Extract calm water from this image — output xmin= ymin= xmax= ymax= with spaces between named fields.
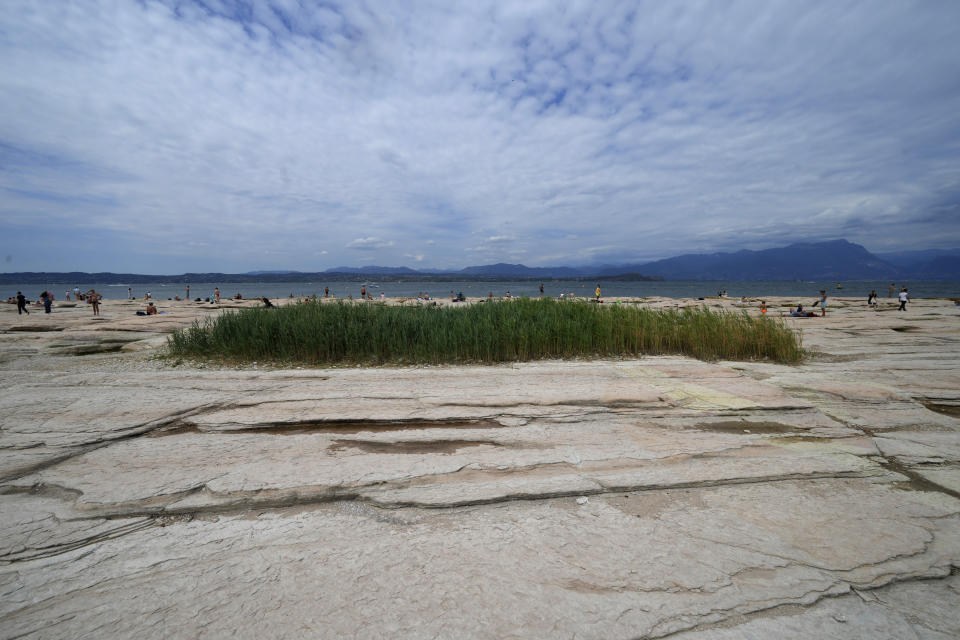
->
xmin=5 ymin=280 xmax=958 ymax=302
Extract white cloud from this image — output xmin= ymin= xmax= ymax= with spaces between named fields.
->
xmin=346 ymin=237 xmax=394 ymax=249
xmin=1 ymin=0 xmax=959 ymax=272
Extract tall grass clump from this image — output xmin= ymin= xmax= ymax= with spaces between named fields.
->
xmin=167 ymin=299 xmax=803 ymax=365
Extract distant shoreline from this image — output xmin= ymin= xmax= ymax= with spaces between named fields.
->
xmin=5 ymin=279 xmax=958 ymax=302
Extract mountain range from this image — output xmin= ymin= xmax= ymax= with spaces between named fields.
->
xmin=3 ymin=240 xmax=959 ymax=284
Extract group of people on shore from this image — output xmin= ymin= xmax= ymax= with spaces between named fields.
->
xmin=10 ymin=290 xmax=102 ymax=315
xmin=778 ymin=286 xmax=912 ymax=318
xmin=868 ymin=287 xmax=909 ymax=311
xmin=7 ymin=283 xmax=924 ymax=319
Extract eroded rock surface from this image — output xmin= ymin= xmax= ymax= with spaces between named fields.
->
xmin=1 ymin=296 xmax=958 ymax=638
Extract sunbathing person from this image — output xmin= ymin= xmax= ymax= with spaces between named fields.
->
xmin=790 ymin=304 xmax=818 ymax=318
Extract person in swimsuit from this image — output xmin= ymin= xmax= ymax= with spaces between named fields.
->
xmin=89 ymin=290 xmax=101 ymax=315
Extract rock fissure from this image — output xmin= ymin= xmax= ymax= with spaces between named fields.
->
xmin=0 ymin=402 xmax=234 ymax=482
xmin=52 ymin=468 xmax=900 ymax=521
xmin=1 ymin=518 xmax=156 ymax=564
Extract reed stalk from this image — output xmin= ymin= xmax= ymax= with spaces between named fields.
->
xmin=167 ymin=299 xmax=803 ymax=365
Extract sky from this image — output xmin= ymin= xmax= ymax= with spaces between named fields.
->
xmin=2 ymin=0 xmax=960 ymax=274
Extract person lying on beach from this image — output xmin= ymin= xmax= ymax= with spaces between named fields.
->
xmin=135 ymin=302 xmax=166 ymax=316
xmin=790 ymin=305 xmax=818 ymax=318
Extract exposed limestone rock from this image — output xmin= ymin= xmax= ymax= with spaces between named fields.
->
xmin=1 ymin=296 xmax=958 ymax=638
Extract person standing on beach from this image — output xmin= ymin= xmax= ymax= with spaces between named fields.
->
xmin=539 ymin=283 xmax=544 ymax=297
xmin=898 ymin=288 xmax=909 ymax=311
xmin=819 ymin=290 xmax=828 ymax=317
xmin=324 ymin=286 xmax=329 ymax=298
xmin=595 ymin=285 xmax=601 ymax=300
xmin=89 ymin=289 xmax=101 ymax=315
xmin=41 ymin=291 xmax=52 ymax=314
xmin=186 ymin=285 xmax=190 ymax=300
xmin=214 ymin=288 xmax=220 ymax=303
xmin=16 ymin=291 xmax=28 ymax=315
xmin=360 ymin=285 xmax=366 ymax=299
xmin=127 ymin=287 xmax=132 ymax=300
xmin=889 ymin=283 xmax=895 ymax=298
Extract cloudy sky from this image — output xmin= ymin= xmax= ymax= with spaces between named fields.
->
xmin=2 ymin=1 xmax=959 ymax=273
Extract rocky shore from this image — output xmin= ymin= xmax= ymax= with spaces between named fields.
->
xmin=1 ymin=295 xmax=958 ymax=638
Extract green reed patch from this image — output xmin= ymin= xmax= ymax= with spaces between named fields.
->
xmin=166 ymin=299 xmax=803 ymax=365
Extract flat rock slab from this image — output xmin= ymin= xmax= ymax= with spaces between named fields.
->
xmin=1 ymin=297 xmax=959 ymax=638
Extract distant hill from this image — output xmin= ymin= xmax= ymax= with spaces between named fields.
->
xmin=458 ymin=263 xmax=585 ymax=278
xmin=326 ymin=265 xmax=422 ymax=275
xmin=244 ymin=270 xmax=303 ymax=275
xmin=875 ymin=248 xmax=960 ymax=266
xmin=3 ymin=239 xmax=958 ymax=284
xmin=875 ymin=249 xmax=960 ymax=279
xmin=912 ymin=255 xmax=960 ymax=279
xmin=623 ymin=240 xmax=905 ymax=281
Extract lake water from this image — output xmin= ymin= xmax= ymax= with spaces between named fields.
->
xmin=5 ymin=279 xmax=958 ymax=302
